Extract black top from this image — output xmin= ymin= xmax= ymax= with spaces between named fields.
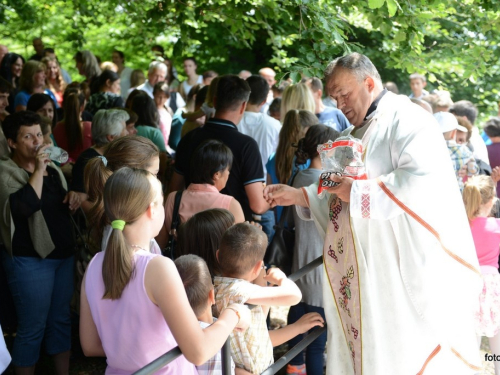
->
xmin=10 ymin=167 xmax=75 ymax=258
xmin=364 ymin=89 xmax=388 ymax=121
xmin=175 ymin=118 xmax=265 ymax=220
xmin=71 ymin=147 xmax=100 ymax=193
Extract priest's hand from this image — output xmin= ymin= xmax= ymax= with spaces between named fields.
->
xmin=263 ymin=184 xmax=307 ymax=208
xmin=327 ymin=175 xmax=354 ymax=202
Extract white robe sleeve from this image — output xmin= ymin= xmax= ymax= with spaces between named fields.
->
xmin=295 ymin=182 xmax=328 ymax=240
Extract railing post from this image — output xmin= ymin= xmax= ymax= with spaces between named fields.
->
xmin=221 ymin=337 xmax=232 ymax=374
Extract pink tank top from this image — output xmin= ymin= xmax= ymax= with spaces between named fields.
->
xmin=85 ymin=249 xmax=197 ymax=374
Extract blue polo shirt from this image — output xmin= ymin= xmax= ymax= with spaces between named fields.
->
xmin=175 ymin=118 xmax=265 ymax=220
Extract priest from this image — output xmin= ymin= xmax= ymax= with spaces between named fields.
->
xmin=264 ymin=53 xmax=482 ymax=374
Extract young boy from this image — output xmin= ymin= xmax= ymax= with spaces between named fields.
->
xmin=175 ymin=254 xmax=238 ymax=374
xmin=435 ymin=111 xmax=478 ymax=191
xmin=409 ymin=73 xmax=429 ymax=99
xmin=214 ymin=223 xmax=324 ymax=374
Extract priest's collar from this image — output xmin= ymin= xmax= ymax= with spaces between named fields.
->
xmin=364 ymin=89 xmax=388 ymax=121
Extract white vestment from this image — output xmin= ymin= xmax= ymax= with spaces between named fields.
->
xmin=297 ymin=92 xmax=482 ymax=374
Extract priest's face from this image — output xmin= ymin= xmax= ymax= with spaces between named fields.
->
xmin=326 ymin=68 xmax=376 ymax=127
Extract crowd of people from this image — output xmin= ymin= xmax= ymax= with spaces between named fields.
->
xmin=0 ymin=37 xmax=499 ymax=375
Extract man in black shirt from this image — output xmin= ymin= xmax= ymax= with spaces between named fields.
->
xmin=171 ymin=75 xmax=270 ymax=220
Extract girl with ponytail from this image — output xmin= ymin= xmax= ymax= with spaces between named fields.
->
xmin=53 ymin=87 xmax=92 ymax=161
xmin=286 ymin=124 xmax=339 ymax=375
xmin=84 ymin=135 xmax=160 ymax=250
xmin=266 ymin=109 xmax=318 ymax=220
xmin=80 ymin=167 xmax=250 ymax=374
xmin=463 ymin=175 xmax=500 ymax=374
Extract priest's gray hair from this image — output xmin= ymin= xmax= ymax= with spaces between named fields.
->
xmin=324 ymin=53 xmax=382 ymax=84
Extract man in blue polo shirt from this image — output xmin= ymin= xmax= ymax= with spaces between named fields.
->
xmin=170 ymin=75 xmax=270 ymax=220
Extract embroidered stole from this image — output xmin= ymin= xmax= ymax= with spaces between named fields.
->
xmin=322 ymin=115 xmax=377 ymax=374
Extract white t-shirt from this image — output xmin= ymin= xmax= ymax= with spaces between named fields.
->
xmin=238 ymin=111 xmax=281 ymax=174
xmin=181 ymin=75 xmax=203 ymax=98
xmin=470 ymin=126 xmax=490 ymax=165
xmin=119 ymin=67 xmax=133 ymax=100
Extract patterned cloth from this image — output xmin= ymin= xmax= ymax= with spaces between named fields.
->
xmin=446 ymin=140 xmax=478 ymax=191
xmin=196 ymin=320 xmax=235 ymax=375
xmin=476 ymin=271 xmax=500 ymax=337
xmin=213 ymin=277 xmax=273 ymax=374
xmin=85 ymin=91 xmax=125 ymax=115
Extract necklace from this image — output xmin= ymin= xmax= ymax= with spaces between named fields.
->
xmin=131 ymin=244 xmax=148 ymax=252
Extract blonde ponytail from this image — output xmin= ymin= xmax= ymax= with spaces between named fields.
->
xmin=101 ymin=167 xmax=157 ymax=299
xmin=463 ymin=175 xmax=496 ymax=221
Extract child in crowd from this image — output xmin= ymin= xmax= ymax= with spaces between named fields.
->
xmin=463 ymin=176 xmax=500 ymax=375
xmin=408 ymin=73 xmax=428 ymax=99
xmin=435 ymin=111 xmax=478 ymax=191
xmin=287 ymin=124 xmax=339 ymax=375
xmin=214 ymin=223 xmax=324 ymax=374
xmin=80 ymin=167 xmax=251 ymax=374
xmin=175 ymin=254 xmax=253 ymax=375
xmin=153 ymin=81 xmax=173 ymax=149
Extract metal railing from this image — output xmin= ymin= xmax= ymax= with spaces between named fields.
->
xmin=133 ymin=255 xmax=325 ymax=375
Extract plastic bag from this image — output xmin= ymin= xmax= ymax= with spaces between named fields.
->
xmin=317 ymin=136 xmax=367 ymax=198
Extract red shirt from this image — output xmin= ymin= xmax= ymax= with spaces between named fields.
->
xmin=53 ymin=121 xmax=93 ymax=162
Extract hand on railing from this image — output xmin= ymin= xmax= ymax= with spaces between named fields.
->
xmin=291 ymin=312 xmax=325 ymax=334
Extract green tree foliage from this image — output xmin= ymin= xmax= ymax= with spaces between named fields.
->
xmin=1 ymin=0 xmax=499 ymax=121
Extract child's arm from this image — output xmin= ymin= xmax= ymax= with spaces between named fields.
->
xmin=246 ymin=268 xmax=302 ymax=306
xmin=145 ymin=256 xmax=251 ymax=366
xmin=269 ymin=312 xmax=324 ymax=347
xmin=235 ymin=368 xmax=256 ymax=375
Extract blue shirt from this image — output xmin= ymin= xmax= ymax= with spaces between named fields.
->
xmin=317 ymin=107 xmax=350 ymax=132
xmin=14 ymin=89 xmax=60 ymax=109
xmin=266 ymin=153 xmax=310 ymax=221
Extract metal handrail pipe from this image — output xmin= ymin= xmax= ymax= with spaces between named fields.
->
xmin=260 ymin=325 xmax=327 ymax=375
xmin=287 ymin=256 xmax=323 ymax=282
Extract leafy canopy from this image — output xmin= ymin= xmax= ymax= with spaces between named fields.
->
xmin=1 ymin=0 xmax=499 ymax=121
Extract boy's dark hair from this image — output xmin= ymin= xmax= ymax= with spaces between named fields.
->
xmin=218 ymin=223 xmax=268 ymax=278
xmin=175 ymin=254 xmax=213 ymax=317
xmin=190 ymin=139 xmax=233 ymax=185
xmin=296 ymin=124 xmax=339 ymax=165
xmin=246 ymin=75 xmax=269 ymax=105
xmin=449 ymin=100 xmax=478 ymax=125
xmin=195 ymin=85 xmax=209 ymax=109
xmin=214 ymin=75 xmax=251 ymax=112
xmin=2 ymin=111 xmax=42 ymax=141
xmin=484 ymin=117 xmax=500 ymax=138
xmin=0 ymin=76 xmax=12 ymax=94
xmin=153 ymin=81 xmax=170 ymax=97
xmin=409 ymin=73 xmax=426 ymax=83
xmin=268 ymin=97 xmax=281 ymax=115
